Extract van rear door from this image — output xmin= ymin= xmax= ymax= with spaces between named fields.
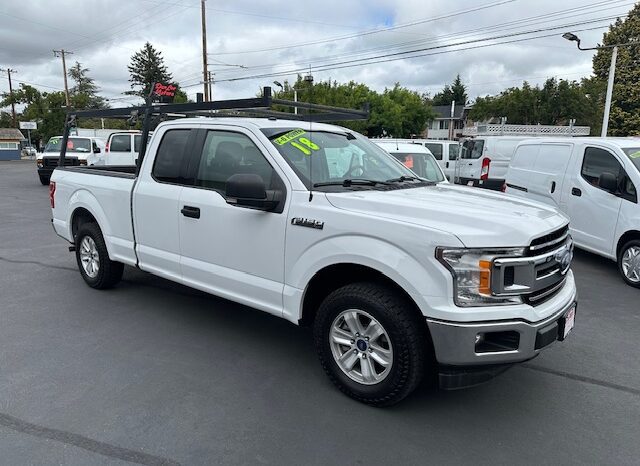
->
xmin=456 ymin=139 xmax=484 ymax=184
xmin=107 ymin=134 xmax=134 ymax=165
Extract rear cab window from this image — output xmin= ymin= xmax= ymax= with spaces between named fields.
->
xmin=151 ymin=129 xmax=192 ymax=184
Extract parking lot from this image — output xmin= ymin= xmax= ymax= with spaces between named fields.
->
xmin=1 ymin=159 xmax=639 ymax=465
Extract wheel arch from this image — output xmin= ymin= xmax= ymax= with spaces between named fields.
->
xmin=616 ymin=230 xmax=640 ymax=257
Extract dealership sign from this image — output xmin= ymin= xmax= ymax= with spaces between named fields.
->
xmin=19 ymin=121 xmax=37 ymax=130
xmin=150 ymin=83 xmax=177 ymax=103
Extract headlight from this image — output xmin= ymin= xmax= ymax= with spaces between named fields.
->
xmin=79 ymin=159 xmax=87 ymax=166
xmin=436 ymin=247 xmax=526 ymax=307
xmin=36 ymin=159 xmax=43 ymax=168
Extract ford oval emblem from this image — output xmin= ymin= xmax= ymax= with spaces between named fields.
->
xmin=555 ymin=248 xmax=573 ymax=275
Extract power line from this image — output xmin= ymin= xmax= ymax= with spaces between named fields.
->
xmin=210 ymin=0 xmax=517 ymax=56
xmin=212 ymin=14 xmax=625 ymax=84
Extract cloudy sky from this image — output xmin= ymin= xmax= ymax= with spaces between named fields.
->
xmin=0 ymin=0 xmax=633 ymax=108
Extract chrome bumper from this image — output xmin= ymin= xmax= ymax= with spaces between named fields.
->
xmin=427 ymin=290 xmax=577 ymax=366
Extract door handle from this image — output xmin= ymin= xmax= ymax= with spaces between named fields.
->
xmin=571 ymin=187 xmax=582 ymax=197
xmin=446 ymin=162 xmax=450 ymax=168
xmin=468 ymin=163 xmax=473 ymax=166
xmin=550 ymin=181 xmax=556 ymax=193
xmin=181 ymin=206 xmax=201 ymax=219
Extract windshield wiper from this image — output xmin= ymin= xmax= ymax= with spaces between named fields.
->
xmin=386 ymin=175 xmax=423 ymax=183
xmin=313 ymin=179 xmax=392 ymax=187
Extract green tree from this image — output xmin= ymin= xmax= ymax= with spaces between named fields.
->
xmin=68 ymin=61 xmax=106 ymax=109
xmin=592 ymin=4 xmax=640 ymax=136
xmin=272 ymin=76 xmax=434 ymax=138
xmin=127 ymin=42 xmax=173 ymax=99
xmin=432 ymin=74 xmax=468 ymax=106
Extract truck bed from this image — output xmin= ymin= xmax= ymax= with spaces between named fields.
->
xmin=60 ymin=165 xmax=137 ymax=178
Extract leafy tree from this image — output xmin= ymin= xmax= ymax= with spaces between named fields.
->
xmin=67 ymin=61 xmax=105 ymax=109
xmin=432 ymin=74 xmax=468 ymax=106
xmin=592 ymin=4 xmax=640 ymax=136
xmin=127 ymin=42 xmax=173 ymax=99
xmin=272 ymin=76 xmax=434 ymax=138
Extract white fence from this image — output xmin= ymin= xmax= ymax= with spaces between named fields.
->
xmin=463 ymin=123 xmax=590 ymax=137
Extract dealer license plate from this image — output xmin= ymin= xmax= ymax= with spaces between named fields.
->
xmin=561 ymin=305 xmax=576 ymax=339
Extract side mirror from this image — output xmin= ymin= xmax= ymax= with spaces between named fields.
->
xmin=598 ymin=171 xmax=618 ymax=193
xmin=94 ymin=147 xmax=101 ymax=154
xmin=225 ymin=173 xmax=279 ymax=211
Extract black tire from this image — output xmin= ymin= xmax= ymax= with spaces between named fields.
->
xmin=313 ymin=282 xmax=429 ymax=406
xmin=617 ymin=239 xmax=640 ymax=288
xmin=75 ymin=222 xmax=124 ymax=289
xmin=39 ymin=174 xmax=50 ymax=185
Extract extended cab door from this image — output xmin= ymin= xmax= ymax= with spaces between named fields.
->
xmin=177 ymin=126 xmax=289 ymax=316
xmin=133 ymin=126 xmax=196 ymax=281
xmin=564 ymin=145 xmax=626 ymax=256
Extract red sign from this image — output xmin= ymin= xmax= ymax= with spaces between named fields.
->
xmin=154 ymin=83 xmax=176 ymax=98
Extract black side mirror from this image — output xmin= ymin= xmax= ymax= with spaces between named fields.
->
xmin=225 ymin=173 xmax=279 ymax=211
xmin=94 ymin=147 xmax=101 ymax=154
xmin=598 ymin=171 xmax=618 ymax=193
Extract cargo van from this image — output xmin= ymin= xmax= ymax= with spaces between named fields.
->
xmin=505 ymin=137 xmax=640 ymax=287
xmin=105 ymin=131 xmax=143 ymax=166
xmin=455 ymin=136 xmax=529 ymax=190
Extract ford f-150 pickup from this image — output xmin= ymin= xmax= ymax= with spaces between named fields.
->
xmin=49 ymin=105 xmax=577 ymax=406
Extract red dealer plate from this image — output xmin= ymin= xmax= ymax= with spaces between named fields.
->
xmin=561 ymin=305 xmax=576 ymax=340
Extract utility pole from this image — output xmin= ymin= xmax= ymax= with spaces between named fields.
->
xmin=200 ymin=0 xmax=209 ymax=101
xmin=601 ymin=46 xmax=617 ymax=138
xmin=1 ymin=68 xmax=17 ymax=127
xmin=53 ymin=49 xmax=73 ymax=107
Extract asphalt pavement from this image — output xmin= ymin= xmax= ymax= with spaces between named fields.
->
xmin=1 ymin=160 xmax=639 ymax=465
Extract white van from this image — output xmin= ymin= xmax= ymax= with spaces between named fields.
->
xmin=105 ymin=131 xmax=143 ymax=166
xmin=505 ymin=137 xmax=640 ymax=287
xmin=455 ymin=136 xmax=529 ymax=190
xmin=373 ymin=141 xmax=447 ymax=182
xmin=36 ymin=136 xmax=105 ymax=184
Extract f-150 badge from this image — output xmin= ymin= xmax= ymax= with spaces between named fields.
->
xmin=291 ymin=217 xmax=324 ymax=230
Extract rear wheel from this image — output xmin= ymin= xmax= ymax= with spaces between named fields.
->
xmin=75 ymin=223 xmax=124 ymax=289
xmin=39 ymin=174 xmax=50 ymax=185
xmin=313 ymin=282 xmax=428 ymax=406
xmin=618 ymin=240 xmax=640 ymax=288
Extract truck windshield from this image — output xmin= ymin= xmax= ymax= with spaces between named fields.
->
xmin=622 ymin=148 xmax=640 ymax=171
xmin=263 ymin=128 xmax=423 ymax=189
xmin=45 ymin=137 xmax=91 ymax=153
xmin=391 ymin=152 xmax=444 ymax=182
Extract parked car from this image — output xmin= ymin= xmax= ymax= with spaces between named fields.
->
xmin=22 ymin=146 xmax=37 ymax=158
xmin=37 ymin=136 xmax=105 ymax=185
xmin=375 ymin=139 xmax=459 ymax=180
xmin=50 ymin=117 xmax=577 ymax=405
xmin=505 ymin=137 xmax=640 ymax=287
xmin=105 ymin=131 xmax=145 ymax=166
xmin=455 ymin=136 xmax=530 ymax=190
xmin=373 ymin=141 xmax=447 ymax=182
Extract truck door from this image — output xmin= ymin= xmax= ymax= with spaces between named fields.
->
xmin=133 ymin=127 xmax=194 ymax=281
xmin=178 ymin=127 xmax=288 ymax=317
xmin=565 ymin=146 xmax=623 ymax=255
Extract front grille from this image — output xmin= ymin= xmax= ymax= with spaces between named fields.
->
xmin=528 ymin=226 xmax=569 ymax=255
xmin=524 ymin=277 xmax=567 ymax=305
xmin=43 ymin=157 xmax=80 ymax=168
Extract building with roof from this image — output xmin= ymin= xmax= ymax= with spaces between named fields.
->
xmin=0 ymin=128 xmax=25 ymax=160
xmin=425 ymin=104 xmax=472 ymax=140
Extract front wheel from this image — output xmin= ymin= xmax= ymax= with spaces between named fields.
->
xmin=75 ymin=223 xmax=124 ymax=289
xmin=313 ymin=282 xmax=428 ymax=406
xmin=618 ymin=240 xmax=640 ymax=288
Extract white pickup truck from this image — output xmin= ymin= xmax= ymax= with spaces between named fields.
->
xmin=50 ymin=116 xmax=577 ymax=406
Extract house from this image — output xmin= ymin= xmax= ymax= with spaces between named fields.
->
xmin=0 ymin=128 xmax=25 ymax=160
xmin=425 ymin=104 xmax=471 ymax=140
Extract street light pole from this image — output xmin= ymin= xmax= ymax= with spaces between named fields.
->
xmin=562 ymin=33 xmax=634 ymax=137
xmin=601 ymin=46 xmax=617 ymax=138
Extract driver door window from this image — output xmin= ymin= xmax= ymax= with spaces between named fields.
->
xmin=196 ymin=131 xmax=275 ymax=193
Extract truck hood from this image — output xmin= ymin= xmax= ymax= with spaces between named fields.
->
xmin=325 ymin=183 xmax=568 ymax=248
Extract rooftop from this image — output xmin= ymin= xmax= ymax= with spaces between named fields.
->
xmin=0 ymin=128 xmax=25 ymax=140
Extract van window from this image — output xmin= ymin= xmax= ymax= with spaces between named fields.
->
xmin=152 ymin=129 xmax=191 ymax=184
xmin=448 ymin=144 xmax=459 ymax=161
xmin=110 ymin=135 xmax=131 ymax=152
xmin=534 ymin=144 xmax=572 ymax=174
xmin=581 ymin=147 xmax=622 ymax=187
xmin=424 ymin=143 xmax=443 ymax=160
xmin=511 ymin=145 xmax=539 ymax=170
xmin=622 ymin=147 xmax=640 ymax=171
xmin=461 ymin=140 xmax=484 ymax=159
